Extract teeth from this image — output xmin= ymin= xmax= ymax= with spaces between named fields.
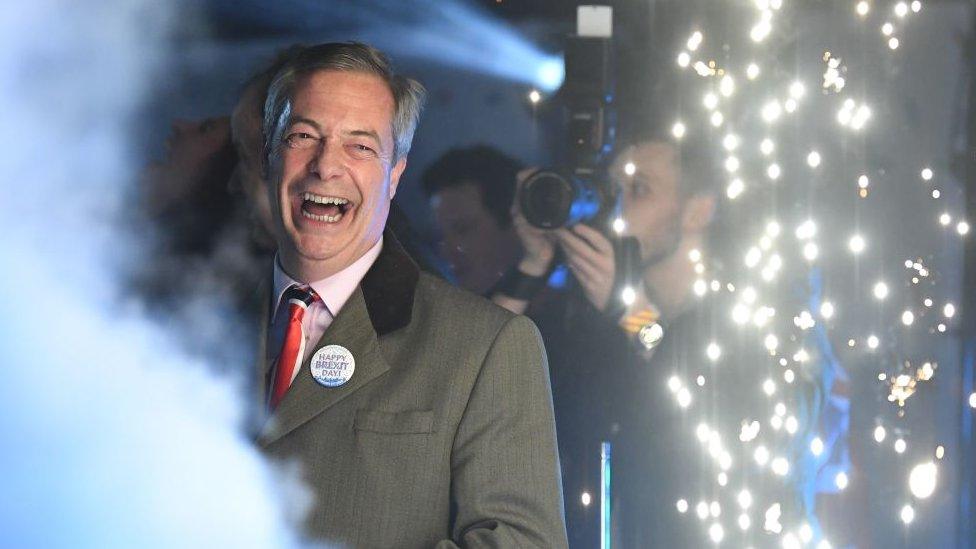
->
xmin=303 ymin=192 xmax=349 ymax=206
xmin=302 ymin=209 xmax=343 ymax=223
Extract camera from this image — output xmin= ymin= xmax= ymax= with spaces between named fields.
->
xmin=519 ymin=6 xmax=617 ymax=230
xmin=519 ymin=169 xmax=604 ymax=228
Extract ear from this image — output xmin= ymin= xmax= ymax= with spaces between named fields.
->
xmin=389 ymin=157 xmax=407 ymax=199
xmin=681 ymin=193 xmax=716 ymax=232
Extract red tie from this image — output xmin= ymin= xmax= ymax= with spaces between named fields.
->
xmin=269 ymin=285 xmax=319 ymax=411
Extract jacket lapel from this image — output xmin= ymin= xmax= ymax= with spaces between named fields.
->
xmin=258 ymin=285 xmax=389 ymax=446
xmin=256 ymin=230 xmax=420 ymax=447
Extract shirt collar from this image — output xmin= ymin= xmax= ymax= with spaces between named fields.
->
xmin=271 ymin=236 xmax=384 ymax=320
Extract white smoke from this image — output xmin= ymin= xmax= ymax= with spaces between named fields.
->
xmin=0 ymin=1 xmax=309 ymax=547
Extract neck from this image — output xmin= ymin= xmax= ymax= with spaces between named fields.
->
xmin=280 ymin=256 xmax=343 ymax=283
xmin=642 ymin=232 xmax=705 ymax=321
xmin=279 ymin=237 xmax=380 ymax=283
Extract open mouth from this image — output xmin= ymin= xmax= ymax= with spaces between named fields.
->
xmin=300 ymin=192 xmax=352 ymax=224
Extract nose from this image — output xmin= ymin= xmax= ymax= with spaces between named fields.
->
xmin=308 ymin=139 xmax=344 ymax=181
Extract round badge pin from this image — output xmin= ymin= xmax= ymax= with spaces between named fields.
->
xmin=310 ymin=345 xmax=356 ymax=387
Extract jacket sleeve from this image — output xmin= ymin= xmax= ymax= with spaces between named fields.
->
xmin=435 ymin=314 xmax=569 ymax=548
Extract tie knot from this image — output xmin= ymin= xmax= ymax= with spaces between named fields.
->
xmin=282 ymin=285 xmax=320 ymax=310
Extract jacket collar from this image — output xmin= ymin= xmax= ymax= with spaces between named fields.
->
xmin=360 ymin=228 xmax=419 ymax=336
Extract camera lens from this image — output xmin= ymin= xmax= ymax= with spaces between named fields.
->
xmin=520 ymin=170 xmax=601 ymax=229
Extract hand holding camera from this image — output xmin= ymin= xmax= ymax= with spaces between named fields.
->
xmin=512 ymin=168 xmax=558 ymax=277
xmin=554 ymin=224 xmax=615 ymax=312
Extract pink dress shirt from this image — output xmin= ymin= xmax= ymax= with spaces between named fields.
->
xmin=268 ymin=237 xmax=383 ymax=384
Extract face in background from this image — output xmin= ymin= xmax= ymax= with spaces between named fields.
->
xmin=613 ymin=141 xmax=686 ymax=267
xmin=430 ymin=181 xmax=520 ymax=295
xmin=230 ymin=84 xmax=276 ymax=251
xmin=144 ymin=117 xmax=232 ymax=210
xmin=268 ymin=70 xmax=406 ymax=280
xmin=168 ymin=117 xmax=230 ymax=163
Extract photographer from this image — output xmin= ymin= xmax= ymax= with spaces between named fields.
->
xmin=493 ymin=118 xmax=848 ymax=546
xmin=492 ymin=126 xmax=752 ymax=546
xmin=422 ymin=145 xmax=525 ymax=295
xmin=494 ymin=135 xmax=715 ymax=323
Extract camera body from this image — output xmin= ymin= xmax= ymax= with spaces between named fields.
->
xmin=519 ymin=10 xmax=617 ymax=230
xmin=517 ymin=8 xmax=643 ymax=315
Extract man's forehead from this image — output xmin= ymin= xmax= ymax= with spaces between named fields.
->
xmin=288 ymin=70 xmax=395 ymax=143
xmin=617 ymin=141 xmax=677 ymax=168
xmin=293 ymin=70 xmax=394 ymax=110
xmin=437 ymin=180 xmax=485 ymax=203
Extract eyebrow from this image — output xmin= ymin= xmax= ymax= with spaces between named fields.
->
xmin=346 ymin=129 xmax=382 ymax=146
xmin=288 ymin=116 xmax=383 ymax=147
xmin=288 ymin=116 xmax=323 ymax=133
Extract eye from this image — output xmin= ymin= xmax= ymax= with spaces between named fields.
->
xmin=347 ymin=143 xmax=377 ymax=157
xmin=284 ymin=132 xmax=317 ymax=149
xmin=631 ymin=178 xmax=651 ymax=198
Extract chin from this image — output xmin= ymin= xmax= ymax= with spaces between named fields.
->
xmin=294 ymin=235 xmax=348 ymax=262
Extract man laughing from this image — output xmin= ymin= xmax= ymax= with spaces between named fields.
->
xmin=256 ymin=42 xmax=567 ymax=547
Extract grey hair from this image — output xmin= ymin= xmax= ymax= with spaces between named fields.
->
xmin=262 ymin=42 xmax=426 ymax=172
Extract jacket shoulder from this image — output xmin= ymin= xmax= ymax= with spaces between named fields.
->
xmin=413 ymin=273 xmax=521 ymax=333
